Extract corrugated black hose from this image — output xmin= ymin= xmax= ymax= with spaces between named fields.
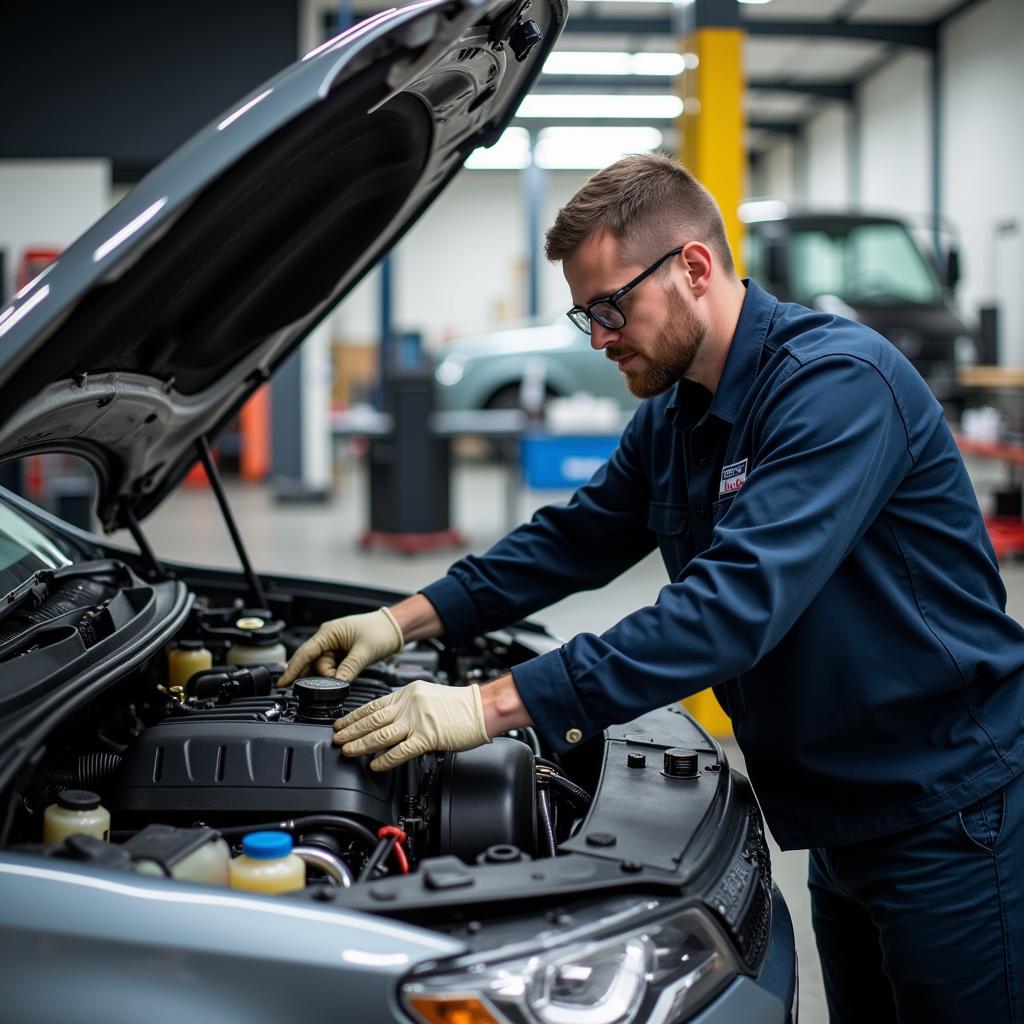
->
xmin=536 ymin=778 xmax=557 ymax=857
xmin=544 ymin=772 xmax=592 ymax=810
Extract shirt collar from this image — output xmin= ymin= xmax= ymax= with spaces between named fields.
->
xmin=665 ymin=278 xmax=777 ymax=429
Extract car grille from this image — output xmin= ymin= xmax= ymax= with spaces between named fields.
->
xmin=707 ymin=807 xmax=774 ymax=970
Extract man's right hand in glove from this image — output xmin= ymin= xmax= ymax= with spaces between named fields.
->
xmin=276 ymin=594 xmax=444 ymax=687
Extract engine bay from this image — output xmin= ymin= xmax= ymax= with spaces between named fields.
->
xmin=0 ymin=533 xmax=777 ymax=986
xmin=4 ymin=566 xmax=594 ymax=896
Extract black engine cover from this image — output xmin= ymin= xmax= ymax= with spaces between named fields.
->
xmin=113 ymin=718 xmax=399 ymax=828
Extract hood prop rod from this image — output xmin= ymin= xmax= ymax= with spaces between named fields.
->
xmin=196 ymin=435 xmax=269 ymax=610
xmin=123 ymin=506 xmax=165 ymax=581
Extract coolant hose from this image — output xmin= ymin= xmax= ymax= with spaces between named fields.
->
xmin=217 ymin=815 xmax=377 ymax=850
xmin=293 ymin=845 xmax=353 ymax=887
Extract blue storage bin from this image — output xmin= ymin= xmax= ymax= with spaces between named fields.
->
xmin=521 ymin=434 xmax=620 ymax=489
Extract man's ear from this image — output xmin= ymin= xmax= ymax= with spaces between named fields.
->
xmin=679 ymin=242 xmax=714 ymax=298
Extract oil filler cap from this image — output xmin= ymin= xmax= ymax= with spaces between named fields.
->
xmin=662 ymin=748 xmax=699 ymax=779
xmin=294 ymin=677 xmax=350 ymax=722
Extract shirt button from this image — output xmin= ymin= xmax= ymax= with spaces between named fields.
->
xmin=698 ymin=457 xmax=709 ymax=467
xmin=565 ymin=728 xmax=583 ymax=744
xmin=696 ymin=507 xmax=706 ymax=519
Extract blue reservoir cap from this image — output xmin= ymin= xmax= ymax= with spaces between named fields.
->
xmin=242 ymin=831 xmax=293 ymax=860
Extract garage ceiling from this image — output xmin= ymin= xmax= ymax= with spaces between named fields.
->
xmin=326 ymin=0 xmax=979 ymax=153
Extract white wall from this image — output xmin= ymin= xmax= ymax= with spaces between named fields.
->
xmin=858 ymin=52 xmax=932 ymax=217
xmin=541 ymin=169 xmax=593 ymax=318
xmin=329 ymin=167 xmax=590 ymax=351
xmin=803 ymin=103 xmax=851 ymax=207
xmin=754 ymin=140 xmax=796 ymax=202
xmin=0 ymin=159 xmax=111 ymax=301
xmin=941 ymin=0 xmax=1024 ymax=356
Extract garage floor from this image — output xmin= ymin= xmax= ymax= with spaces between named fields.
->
xmin=119 ymin=454 xmax=1024 ymax=1024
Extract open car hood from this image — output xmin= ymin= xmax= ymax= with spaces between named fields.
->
xmin=0 ymin=0 xmax=564 ymax=529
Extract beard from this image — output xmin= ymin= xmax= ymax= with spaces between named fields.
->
xmin=607 ymin=289 xmax=708 ymax=399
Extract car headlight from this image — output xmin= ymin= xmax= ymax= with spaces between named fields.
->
xmin=435 ymin=356 xmax=465 ymax=387
xmin=401 ymin=905 xmax=739 ymax=1024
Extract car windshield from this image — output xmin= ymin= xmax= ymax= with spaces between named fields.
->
xmin=0 ymin=500 xmax=72 ymax=601
xmin=789 ymin=222 xmax=943 ymax=305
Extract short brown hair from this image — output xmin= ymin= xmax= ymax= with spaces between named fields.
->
xmin=545 ymin=153 xmax=736 ymax=276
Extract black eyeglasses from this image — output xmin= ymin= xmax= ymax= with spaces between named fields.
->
xmin=567 ymin=246 xmax=684 ymax=335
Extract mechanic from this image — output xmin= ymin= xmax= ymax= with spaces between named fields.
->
xmin=279 ymin=154 xmax=1024 ymax=1022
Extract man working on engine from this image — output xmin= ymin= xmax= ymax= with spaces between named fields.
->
xmin=278 ymin=155 xmax=1024 ymax=1021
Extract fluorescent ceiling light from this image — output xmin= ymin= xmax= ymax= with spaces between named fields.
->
xmin=568 ymin=0 xmax=774 ymax=4
xmin=544 ymin=51 xmax=686 ymax=76
xmin=465 ymin=127 xmax=532 ymax=170
xmin=535 ymin=127 xmax=663 ymax=169
xmin=517 ymin=94 xmax=683 ymax=119
xmin=739 ymin=199 xmax=789 ymax=222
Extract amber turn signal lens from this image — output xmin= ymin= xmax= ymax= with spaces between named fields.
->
xmin=405 ymin=995 xmax=503 ymax=1024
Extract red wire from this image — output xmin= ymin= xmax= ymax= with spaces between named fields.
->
xmin=378 ymin=825 xmax=409 ymax=874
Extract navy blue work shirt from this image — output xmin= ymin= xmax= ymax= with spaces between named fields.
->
xmin=421 ymin=280 xmax=1024 ymax=849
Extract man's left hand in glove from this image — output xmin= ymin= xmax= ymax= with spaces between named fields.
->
xmin=333 ymin=675 xmax=532 ymax=771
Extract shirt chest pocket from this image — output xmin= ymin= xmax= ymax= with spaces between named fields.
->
xmin=712 ymin=495 xmax=735 ymax=525
xmin=647 ymin=502 xmax=693 ymax=578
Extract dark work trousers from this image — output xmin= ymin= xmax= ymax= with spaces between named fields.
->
xmin=808 ymin=770 xmax=1024 ymax=1023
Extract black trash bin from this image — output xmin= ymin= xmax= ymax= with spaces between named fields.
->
xmin=362 ymin=368 xmax=462 ymax=552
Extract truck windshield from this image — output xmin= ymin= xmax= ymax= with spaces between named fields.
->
xmin=789 ymin=222 xmax=943 ymax=305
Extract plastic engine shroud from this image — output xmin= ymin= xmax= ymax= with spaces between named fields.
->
xmin=113 ymin=715 xmax=400 ymax=829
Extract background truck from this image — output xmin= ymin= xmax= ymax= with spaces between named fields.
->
xmin=742 ymin=204 xmax=976 ymax=411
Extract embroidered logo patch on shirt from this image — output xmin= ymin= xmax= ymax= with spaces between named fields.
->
xmin=719 ymin=458 xmax=748 ymax=497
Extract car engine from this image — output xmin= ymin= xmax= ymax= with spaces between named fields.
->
xmin=9 ymin=591 xmax=588 ymax=892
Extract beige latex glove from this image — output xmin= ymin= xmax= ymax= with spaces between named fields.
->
xmin=333 ymin=680 xmax=490 ymax=771
xmin=276 ymin=608 xmax=404 ymax=687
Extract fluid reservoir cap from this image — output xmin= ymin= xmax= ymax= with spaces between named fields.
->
xmin=175 ymin=639 xmax=205 ymax=651
xmin=294 ymin=677 xmax=351 ymax=722
xmin=662 ymin=748 xmax=699 ymax=779
xmin=202 ymin=609 xmax=285 ymax=646
xmin=242 ymin=831 xmax=293 ymax=860
xmin=57 ymin=789 xmax=101 ymax=811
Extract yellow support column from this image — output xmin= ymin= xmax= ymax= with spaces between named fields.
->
xmin=677 ymin=1 xmax=746 ymax=739
xmin=677 ymin=1 xmax=746 ymax=276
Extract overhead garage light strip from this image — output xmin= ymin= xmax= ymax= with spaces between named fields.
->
xmin=517 ymin=94 xmax=683 ymax=118
xmin=570 ymin=0 xmax=772 ymax=3
xmin=543 ymin=51 xmax=688 ymax=75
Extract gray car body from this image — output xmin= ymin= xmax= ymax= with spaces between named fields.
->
xmin=0 ymin=850 xmax=464 ymax=1022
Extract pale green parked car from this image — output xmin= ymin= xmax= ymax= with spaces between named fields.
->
xmin=434 ymin=319 xmax=642 ymax=413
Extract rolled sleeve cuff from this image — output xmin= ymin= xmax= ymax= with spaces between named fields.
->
xmin=419 ymin=576 xmax=481 ymax=644
xmin=512 ymin=647 xmax=599 ymax=755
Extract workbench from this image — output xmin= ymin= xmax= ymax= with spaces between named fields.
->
xmin=956 ymin=366 xmax=1024 ymax=559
